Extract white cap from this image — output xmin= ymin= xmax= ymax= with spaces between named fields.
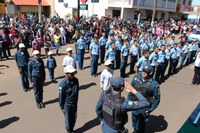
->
xmin=32 ymin=50 xmax=40 ymax=56
xmin=104 ymin=60 xmax=113 ymax=66
xmin=183 ymin=31 xmax=186 ymax=34
xmin=48 ymin=51 xmax=53 ymax=55
xmin=66 ymin=47 xmax=72 ymax=52
xmin=19 ymin=43 xmax=25 ymax=48
xmin=64 ymin=65 xmax=76 ymax=73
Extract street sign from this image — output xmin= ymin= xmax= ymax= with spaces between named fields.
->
xmin=80 ymin=4 xmax=88 ymax=10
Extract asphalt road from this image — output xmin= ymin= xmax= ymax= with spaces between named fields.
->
xmin=0 ymin=43 xmax=200 ymax=133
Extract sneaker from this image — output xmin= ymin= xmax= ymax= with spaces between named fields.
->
xmin=36 ymin=102 xmax=42 ymax=109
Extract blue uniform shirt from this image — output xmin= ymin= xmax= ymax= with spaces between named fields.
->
xmin=99 ymin=36 xmax=107 ymax=46
xmin=115 ymin=41 xmax=123 ymax=51
xmin=141 ymin=43 xmax=149 ymax=51
xmin=148 ymin=42 xmax=155 ymax=52
xmin=130 ymin=45 xmax=139 ymax=56
xmin=46 ymin=56 xmax=57 ymax=69
xmin=28 ymin=58 xmax=46 ymax=82
xmin=105 ymin=39 xmax=113 ymax=49
xmin=170 ymin=40 xmax=175 ymax=47
xmin=90 ymin=42 xmax=99 ymax=55
xmin=176 ymin=47 xmax=181 ymax=57
xmin=157 ymin=51 xmax=165 ymax=63
xmin=182 ymin=45 xmax=188 ymax=54
xmin=121 ymin=45 xmax=129 ymax=56
xmin=106 ymin=48 xmax=115 ymax=61
xmin=76 ymin=38 xmax=86 ymax=49
xmin=170 ymin=48 xmax=177 ymax=59
xmin=136 ymin=56 xmax=148 ymax=72
xmin=165 ymin=49 xmax=171 ymax=61
xmin=15 ymin=50 xmax=30 ymax=67
xmin=149 ymin=52 xmax=158 ymax=66
xmin=58 ymin=77 xmax=79 ymax=109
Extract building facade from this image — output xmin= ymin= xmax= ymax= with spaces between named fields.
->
xmin=53 ymin=0 xmax=192 ymax=20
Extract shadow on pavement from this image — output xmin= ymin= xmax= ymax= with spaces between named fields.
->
xmin=145 ymin=115 xmax=168 ymax=133
xmin=75 ymin=117 xmax=100 ymax=133
xmin=0 ymin=101 xmax=12 ymax=107
xmin=55 ymin=75 xmax=65 ymax=80
xmin=0 ymin=65 xmax=9 ymax=70
xmin=44 ymin=98 xmax=58 ymax=105
xmin=0 ymin=92 xmax=7 ymax=97
xmin=79 ymin=82 xmax=97 ymax=90
xmin=0 ymin=116 xmax=20 ymax=129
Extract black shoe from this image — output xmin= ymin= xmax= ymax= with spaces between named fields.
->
xmin=36 ymin=102 xmax=42 ymax=109
xmin=23 ymin=89 xmax=28 ymax=92
xmin=40 ymin=102 xmax=45 ymax=108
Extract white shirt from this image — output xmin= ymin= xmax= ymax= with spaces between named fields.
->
xmin=195 ymin=52 xmax=200 ymax=67
xmin=100 ymin=69 xmax=113 ymax=91
xmin=63 ymin=55 xmax=76 ymax=68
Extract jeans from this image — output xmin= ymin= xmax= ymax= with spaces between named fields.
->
xmin=19 ymin=66 xmax=29 ymax=90
xmin=77 ymin=49 xmax=85 ymax=70
xmin=32 ymin=77 xmax=44 ymax=103
xmin=48 ymin=68 xmax=55 ymax=80
xmin=64 ymin=105 xmax=77 ymax=131
xmin=120 ymin=56 xmax=128 ymax=77
xmin=180 ymin=53 xmax=187 ymax=66
xmin=91 ymin=55 xmax=99 ymax=75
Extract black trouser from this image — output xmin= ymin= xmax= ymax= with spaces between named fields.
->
xmin=192 ymin=66 xmax=200 ymax=85
xmin=130 ymin=55 xmax=138 ymax=73
xmin=2 ymin=43 xmax=8 ymax=59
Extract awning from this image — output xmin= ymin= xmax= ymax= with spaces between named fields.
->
xmin=11 ymin=0 xmax=50 ymax=6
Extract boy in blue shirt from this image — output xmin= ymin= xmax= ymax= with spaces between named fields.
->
xmin=46 ymin=51 xmax=57 ymax=83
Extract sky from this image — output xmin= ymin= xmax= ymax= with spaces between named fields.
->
xmin=192 ymin=0 xmax=200 ymax=5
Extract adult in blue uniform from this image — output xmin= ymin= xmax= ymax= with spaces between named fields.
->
xmin=89 ymin=37 xmax=99 ymax=77
xmin=148 ymin=46 xmax=159 ymax=78
xmin=168 ymin=43 xmax=178 ymax=76
xmin=96 ymin=77 xmax=150 ymax=133
xmin=180 ymin=41 xmax=189 ymax=69
xmin=28 ymin=50 xmax=46 ymax=109
xmin=120 ymin=39 xmax=129 ymax=78
xmin=15 ymin=43 xmax=30 ymax=92
xmin=59 ymin=65 xmax=79 ymax=133
xmin=99 ymin=32 xmax=107 ymax=64
xmin=76 ymin=34 xmax=86 ymax=70
xmin=128 ymin=64 xmax=160 ymax=133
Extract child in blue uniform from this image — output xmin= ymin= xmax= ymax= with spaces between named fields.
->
xmin=46 ymin=51 xmax=57 ymax=83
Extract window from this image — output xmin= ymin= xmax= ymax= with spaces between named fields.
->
xmin=91 ymin=0 xmax=99 ymax=3
xmin=58 ymin=0 xmax=64 ymax=2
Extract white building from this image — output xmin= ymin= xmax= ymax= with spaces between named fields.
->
xmin=54 ymin=0 xmax=178 ymax=20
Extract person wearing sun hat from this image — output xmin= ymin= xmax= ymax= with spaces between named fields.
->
xmin=46 ymin=51 xmax=57 ymax=83
xmin=28 ymin=50 xmax=46 ymax=109
xmin=58 ymin=65 xmax=79 ymax=133
xmin=15 ymin=43 xmax=30 ymax=92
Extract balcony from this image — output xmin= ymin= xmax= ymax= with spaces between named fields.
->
xmin=107 ymin=0 xmax=132 ymax=8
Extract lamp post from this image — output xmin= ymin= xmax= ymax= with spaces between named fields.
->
xmin=38 ymin=0 xmax=42 ymax=23
xmin=151 ymin=0 xmax=157 ymax=25
xmin=78 ymin=0 xmax=80 ymax=21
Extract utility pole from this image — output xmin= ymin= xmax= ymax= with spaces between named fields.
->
xmin=38 ymin=0 xmax=42 ymax=23
xmin=151 ymin=0 xmax=157 ymax=25
xmin=78 ymin=0 xmax=80 ymax=21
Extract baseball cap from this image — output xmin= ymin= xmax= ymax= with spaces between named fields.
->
xmin=48 ymin=51 xmax=53 ymax=55
xmin=111 ymin=77 xmax=124 ymax=89
xmin=19 ymin=43 xmax=25 ymax=48
xmin=104 ymin=60 xmax=112 ymax=66
xmin=64 ymin=65 xmax=76 ymax=74
xmin=143 ymin=65 xmax=153 ymax=73
xmin=66 ymin=47 xmax=72 ymax=52
xmin=32 ymin=50 xmax=40 ymax=56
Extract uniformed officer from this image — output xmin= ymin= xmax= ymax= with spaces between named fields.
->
xmin=128 ymin=64 xmax=160 ymax=133
xmin=46 ymin=51 xmax=57 ymax=82
xmin=89 ymin=37 xmax=99 ymax=77
xmin=58 ymin=65 xmax=79 ymax=133
xmin=148 ymin=46 xmax=159 ymax=78
xmin=96 ymin=77 xmax=150 ymax=133
xmin=105 ymin=42 xmax=116 ymax=70
xmin=180 ymin=41 xmax=189 ymax=69
xmin=15 ymin=43 xmax=30 ymax=92
xmin=115 ymin=36 xmax=123 ymax=69
xmin=28 ymin=50 xmax=46 ymax=109
xmin=105 ymin=34 xmax=114 ymax=50
xmin=99 ymin=32 xmax=107 ymax=64
xmin=120 ymin=39 xmax=129 ymax=78
xmin=76 ymin=34 xmax=86 ymax=70
xmin=168 ymin=43 xmax=178 ymax=75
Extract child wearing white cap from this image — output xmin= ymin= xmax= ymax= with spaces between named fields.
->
xmin=46 ymin=51 xmax=57 ymax=83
